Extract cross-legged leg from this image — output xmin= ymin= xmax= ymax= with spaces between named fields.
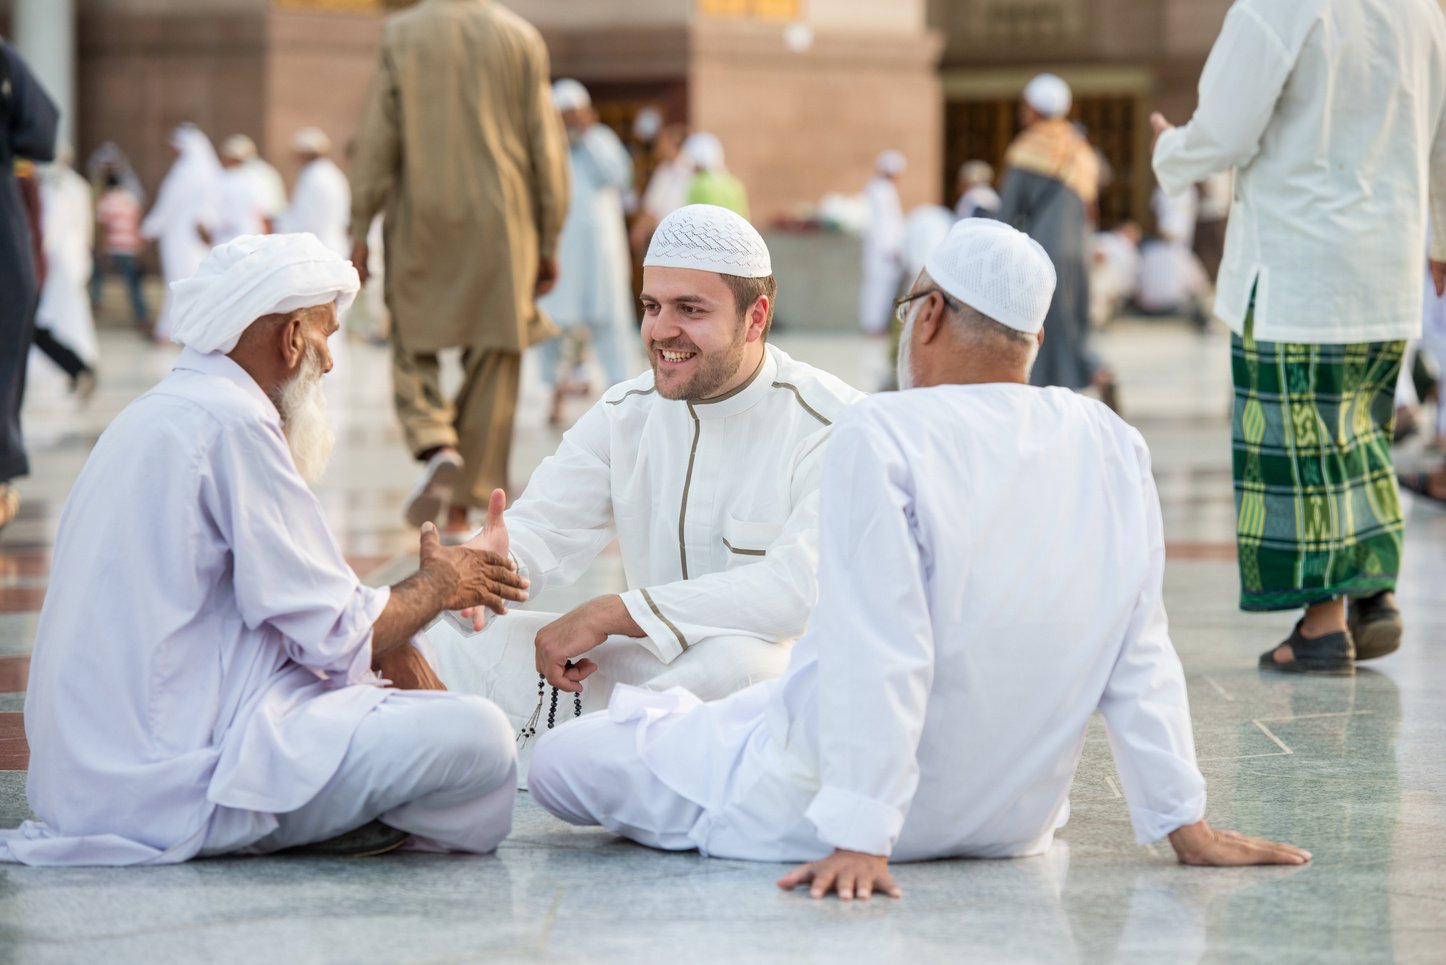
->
xmin=242 ymin=691 xmax=517 ymax=855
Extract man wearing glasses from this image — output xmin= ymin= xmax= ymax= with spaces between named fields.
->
xmin=529 ymin=219 xmax=1309 ymax=899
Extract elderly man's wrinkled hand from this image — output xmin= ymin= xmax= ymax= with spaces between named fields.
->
xmin=419 ymin=522 xmax=529 ymax=616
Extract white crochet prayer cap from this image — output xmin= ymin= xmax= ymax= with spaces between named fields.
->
xmin=220 ymin=134 xmax=256 ymax=161
xmin=170 ymin=233 xmax=359 ymax=354
xmin=292 ymin=126 xmax=332 ymax=155
xmin=923 ymin=219 xmax=1056 ymax=334
xmin=644 ymin=204 xmax=771 ymax=278
xmin=876 ymin=149 xmax=907 ymax=176
xmin=551 ymin=78 xmax=591 ymax=111
xmin=1023 ymin=73 xmax=1072 ymax=119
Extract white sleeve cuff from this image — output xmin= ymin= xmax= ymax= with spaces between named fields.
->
xmin=804 ymin=786 xmax=904 ymax=857
xmin=620 ymin=588 xmax=687 ymax=663
xmin=1129 ymin=790 xmax=1208 ymax=846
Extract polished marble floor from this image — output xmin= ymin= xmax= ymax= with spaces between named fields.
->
xmin=1 ymin=318 xmax=1444 ymax=964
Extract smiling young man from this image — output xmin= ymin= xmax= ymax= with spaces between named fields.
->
xmin=394 ymin=204 xmax=863 ymax=758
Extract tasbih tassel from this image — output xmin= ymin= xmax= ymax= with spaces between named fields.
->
xmin=516 ymin=660 xmax=585 ymax=749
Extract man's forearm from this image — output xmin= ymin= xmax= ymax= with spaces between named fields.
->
xmin=372 ymin=568 xmax=451 ymax=656
xmin=592 ymin=593 xmax=645 ymax=637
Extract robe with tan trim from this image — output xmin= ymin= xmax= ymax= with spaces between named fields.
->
xmin=504 ymin=344 xmax=865 ymax=661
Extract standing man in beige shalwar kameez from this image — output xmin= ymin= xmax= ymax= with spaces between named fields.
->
xmin=350 ymin=0 xmax=570 ymax=535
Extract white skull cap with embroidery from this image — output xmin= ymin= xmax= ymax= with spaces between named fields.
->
xmin=1023 ymin=73 xmax=1072 ymax=119
xmin=923 ymin=218 xmax=1056 ymax=334
xmin=643 ymin=203 xmax=771 ymax=278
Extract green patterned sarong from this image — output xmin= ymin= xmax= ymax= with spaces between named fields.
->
xmin=1231 ymin=314 xmax=1406 ymax=612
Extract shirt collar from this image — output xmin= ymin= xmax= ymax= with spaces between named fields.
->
xmin=687 ymin=344 xmax=779 ymax=421
xmin=172 ymin=347 xmax=280 ymax=423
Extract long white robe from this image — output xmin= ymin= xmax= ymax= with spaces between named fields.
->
xmin=3 ymin=350 xmax=394 ymax=865
xmin=531 ymin=385 xmax=1208 ymax=862
xmin=426 ymin=345 xmax=864 ymax=735
xmin=279 ymin=157 xmax=351 ymax=259
xmin=213 ymin=166 xmax=268 ymax=245
xmin=35 ymin=163 xmax=97 ymax=364
xmin=537 ymin=123 xmax=637 ymax=386
xmin=859 ymin=175 xmax=904 ymax=335
xmin=141 ymin=131 xmax=222 ymax=338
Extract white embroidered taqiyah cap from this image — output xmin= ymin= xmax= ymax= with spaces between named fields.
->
xmin=923 ymin=219 xmax=1056 ymax=334
xmin=169 ymin=233 xmax=359 ymax=354
xmin=1023 ymin=73 xmax=1072 ymax=119
xmin=644 ymin=204 xmax=771 ymax=278
xmin=551 ymin=78 xmax=590 ymax=111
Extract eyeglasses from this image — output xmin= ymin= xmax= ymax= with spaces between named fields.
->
xmin=893 ymin=288 xmax=959 ymax=324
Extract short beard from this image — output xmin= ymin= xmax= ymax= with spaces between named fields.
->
xmin=896 ymin=311 xmax=917 ymax=390
xmin=275 ymin=346 xmax=335 ymax=484
xmin=650 ymin=322 xmax=749 ymax=401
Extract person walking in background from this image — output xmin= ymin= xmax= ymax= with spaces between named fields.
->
xmin=91 ymin=170 xmax=149 ymax=330
xmin=220 ymin=134 xmax=287 ymax=232
xmin=0 ymin=38 xmax=59 ymax=534
xmin=141 ymin=123 xmax=221 ymax=342
xmin=628 ymin=123 xmax=691 ymax=254
xmin=350 ymin=0 xmax=570 ymax=535
xmin=35 ymin=146 xmax=99 ymax=399
xmin=997 ymin=74 xmax=1116 ymax=409
xmin=214 ymin=136 xmax=269 ymax=245
xmin=954 ymin=160 xmax=1000 ymax=220
xmin=682 ymin=133 xmax=748 ymax=218
xmin=859 ymin=150 xmax=906 ymax=339
xmin=538 ymin=79 xmax=637 ymax=425
xmin=1153 ymin=0 xmax=1446 ymax=674
xmin=279 ymin=128 xmax=349 ymax=258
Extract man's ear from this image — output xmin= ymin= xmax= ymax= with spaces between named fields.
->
xmin=916 ymin=292 xmax=948 ymax=345
xmin=1035 ymin=327 xmax=1046 ymax=350
xmin=745 ymin=296 xmax=769 ymax=342
xmin=279 ymin=313 xmax=306 ymax=370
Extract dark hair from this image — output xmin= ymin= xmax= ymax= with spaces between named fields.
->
xmin=104 ymin=173 xmax=121 ymax=189
xmin=719 ymin=273 xmax=778 ymax=339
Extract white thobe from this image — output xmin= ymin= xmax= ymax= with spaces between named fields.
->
xmin=279 ymin=158 xmax=351 ymax=258
xmin=859 ymin=176 xmax=904 ymax=335
xmin=35 ymin=164 xmax=97 ymax=363
xmin=141 ymin=151 xmax=222 ymax=337
xmin=1136 ymin=241 xmax=1210 ymax=314
xmin=425 ymin=345 xmax=864 ymax=730
xmin=214 ymin=167 xmax=268 ymax=245
xmin=640 ymin=156 xmax=692 ymax=223
xmin=0 ymin=350 xmax=489 ymax=866
xmin=955 ymin=184 xmax=1001 ymax=220
xmin=531 ymin=386 xmax=1208 ymax=862
xmin=243 ymin=156 xmax=289 ymax=221
xmin=537 ymin=124 xmax=637 ymax=386
xmin=1153 ymin=0 xmax=1446 ymax=343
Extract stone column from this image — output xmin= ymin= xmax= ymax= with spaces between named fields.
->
xmin=13 ymin=0 xmax=76 ymax=149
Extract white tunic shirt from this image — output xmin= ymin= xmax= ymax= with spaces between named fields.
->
xmin=620 ymin=386 xmax=1206 ymax=862
xmin=506 ymin=344 xmax=864 ymax=661
xmin=1 ymin=350 xmax=390 ymax=866
xmin=1153 ymin=0 xmax=1446 ymax=343
xmin=280 ymin=158 xmax=352 ymax=258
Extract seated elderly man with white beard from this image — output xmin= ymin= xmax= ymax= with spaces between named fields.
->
xmin=0 ymin=234 xmax=530 ymax=866
xmin=528 ymin=220 xmax=1310 ymax=899
xmin=389 ymin=204 xmax=863 ymax=768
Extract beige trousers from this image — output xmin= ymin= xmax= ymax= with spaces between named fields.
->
xmin=391 ymin=330 xmax=521 ymax=510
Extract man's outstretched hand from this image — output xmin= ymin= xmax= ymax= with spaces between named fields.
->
xmin=458 ymin=489 xmax=512 ymax=631
xmin=1168 ymin=820 xmax=1311 ymax=867
xmin=778 ymin=850 xmax=902 ymax=901
xmin=1430 ymin=259 xmax=1445 ymax=298
xmin=419 ymin=520 xmax=528 ymax=617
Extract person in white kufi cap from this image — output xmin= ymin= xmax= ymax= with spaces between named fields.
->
xmin=537 ymin=78 xmax=639 ymax=422
xmin=395 ymin=203 xmax=864 ymax=784
xmin=527 ymin=217 xmax=1311 ymax=898
xmin=682 ymin=132 xmax=750 ymax=217
xmin=140 ymin=124 xmax=223 ymax=341
xmin=2 ymin=234 xmax=531 ymax=866
xmin=276 ymin=127 xmax=350 ymax=258
xmin=859 ymin=148 xmax=907 ymax=339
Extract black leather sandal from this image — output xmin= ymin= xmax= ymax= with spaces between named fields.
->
xmin=1348 ymin=590 xmax=1402 ymax=661
xmin=1258 ymin=621 xmax=1355 ymax=676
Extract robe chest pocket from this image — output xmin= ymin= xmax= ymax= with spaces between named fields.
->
xmin=721 ymin=515 xmax=783 ymax=558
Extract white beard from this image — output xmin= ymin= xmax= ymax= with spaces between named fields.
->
xmin=896 ymin=311 xmax=917 ymax=391
xmin=277 ymin=347 xmax=335 ymax=484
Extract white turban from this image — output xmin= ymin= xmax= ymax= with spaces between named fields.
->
xmin=551 ymin=78 xmax=591 ymax=111
xmin=644 ymin=204 xmax=771 ymax=278
xmin=169 ymin=233 xmax=360 ymax=354
xmin=876 ymin=150 xmax=907 ymax=176
xmin=1023 ymin=73 xmax=1072 ymax=119
xmin=924 ymin=219 xmax=1055 ymax=334
xmin=682 ymin=132 xmax=726 ymax=171
xmin=292 ymin=126 xmax=332 ymax=155
xmin=220 ymin=134 xmax=257 ymax=162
